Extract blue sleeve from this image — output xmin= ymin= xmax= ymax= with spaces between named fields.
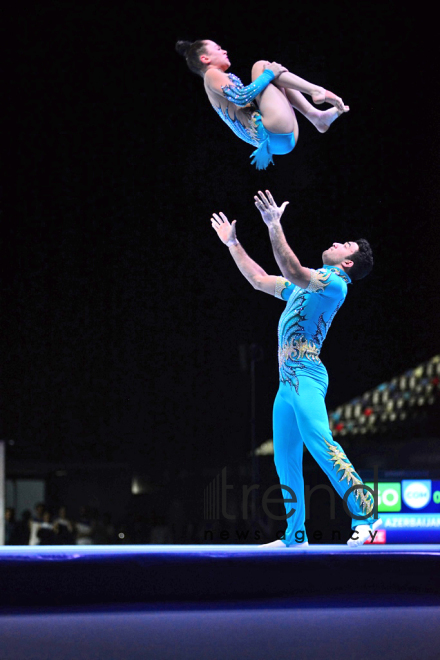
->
xmin=274 ymin=277 xmax=296 ymax=301
xmin=221 ymin=70 xmax=276 ymax=106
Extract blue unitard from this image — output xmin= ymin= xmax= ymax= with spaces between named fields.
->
xmin=273 ymin=266 xmax=376 ymax=546
xmin=212 ymin=71 xmax=296 ymax=170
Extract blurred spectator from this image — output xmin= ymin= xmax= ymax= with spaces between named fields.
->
xmin=93 ymin=512 xmax=116 ymax=544
xmin=33 ymin=502 xmax=45 ymax=522
xmin=29 ymin=502 xmax=46 ymax=545
xmin=53 ymin=506 xmax=75 ymax=544
xmin=4 ymin=508 xmax=17 ymax=545
xmin=37 ymin=510 xmax=56 ymax=545
xmin=75 ymin=506 xmax=94 ymax=544
xmin=9 ymin=509 xmax=32 ymax=545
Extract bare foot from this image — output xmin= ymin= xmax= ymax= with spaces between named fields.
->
xmin=311 ymin=106 xmax=350 ymax=133
xmin=312 ymin=89 xmax=348 ymax=113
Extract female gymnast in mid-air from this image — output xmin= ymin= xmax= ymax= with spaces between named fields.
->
xmin=176 ymin=39 xmax=349 ymax=169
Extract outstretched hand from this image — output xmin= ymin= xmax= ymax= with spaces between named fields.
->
xmin=211 ymin=212 xmax=238 ymax=246
xmin=254 ymin=190 xmax=289 ymax=226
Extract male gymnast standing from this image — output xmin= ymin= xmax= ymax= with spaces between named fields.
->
xmin=211 ymin=191 xmax=381 ymax=547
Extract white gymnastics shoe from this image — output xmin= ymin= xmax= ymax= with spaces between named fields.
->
xmin=258 ymin=539 xmax=287 ymax=549
xmin=347 ymin=518 xmax=383 ymax=547
xmin=258 ymin=539 xmax=309 ymax=549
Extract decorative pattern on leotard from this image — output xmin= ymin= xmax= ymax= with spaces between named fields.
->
xmin=277 ymin=288 xmax=310 ymax=392
xmin=276 ymin=266 xmax=351 ymax=392
xmin=324 ymin=439 xmax=375 ymax=514
xmin=213 ymin=104 xmax=260 ymax=147
xmin=306 ymin=269 xmax=331 ymax=293
xmin=212 ymin=72 xmax=280 ymax=169
xmin=275 ymin=276 xmax=291 ymax=300
xmin=221 ymin=71 xmax=275 ymax=106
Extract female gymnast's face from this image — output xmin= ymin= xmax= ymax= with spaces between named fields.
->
xmin=201 ymin=40 xmax=230 ymax=70
xmin=322 ymin=241 xmax=358 ymax=266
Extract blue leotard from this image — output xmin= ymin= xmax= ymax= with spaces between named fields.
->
xmin=276 ymin=265 xmax=350 ymax=392
xmin=272 ymin=266 xmax=377 ymax=546
xmin=212 ymin=72 xmax=296 ymax=169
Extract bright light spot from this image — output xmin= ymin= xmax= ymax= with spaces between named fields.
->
xmin=255 ymin=439 xmax=274 ymax=456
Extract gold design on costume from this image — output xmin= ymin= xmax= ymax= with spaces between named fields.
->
xmin=324 ymin=439 xmax=375 ymax=515
xmin=278 ymin=337 xmax=321 ymax=367
xmin=275 ymin=276 xmax=291 ymax=300
xmin=333 ymin=268 xmax=350 ymax=284
xmin=249 ymin=109 xmax=262 ymax=141
xmin=306 ymin=269 xmax=332 ymax=294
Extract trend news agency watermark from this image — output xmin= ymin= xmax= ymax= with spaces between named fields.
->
xmin=203 ymin=466 xmax=380 ymax=543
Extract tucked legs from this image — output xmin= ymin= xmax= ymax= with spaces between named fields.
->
xmin=251 ymin=61 xmax=298 ymax=137
xmin=281 ymin=88 xmax=348 ymax=134
xmin=250 ymin=60 xmax=349 ymax=138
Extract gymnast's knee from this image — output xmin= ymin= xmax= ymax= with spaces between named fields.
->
xmin=251 ymin=60 xmax=271 ymax=79
xmin=252 ymin=60 xmax=289 ymax=79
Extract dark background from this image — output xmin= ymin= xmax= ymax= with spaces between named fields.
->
xmin=3 ymin=1 xmax=440 ymax=485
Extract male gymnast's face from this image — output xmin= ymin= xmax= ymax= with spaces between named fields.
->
xmin=201 ymin=40 xmax=231 ymax=71
xmin=322 ymin=241 xmax=359 ymax=268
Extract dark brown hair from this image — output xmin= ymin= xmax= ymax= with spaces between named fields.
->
xmin=175 ymin=40 xmax=208 ymax=76
xmin=347 ymin=238 xmax=374 ymax=280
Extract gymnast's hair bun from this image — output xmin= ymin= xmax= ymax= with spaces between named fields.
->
xmin=175 ymin=41 xmax=192 ymax=58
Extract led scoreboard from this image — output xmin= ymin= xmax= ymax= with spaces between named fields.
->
xmin=364 ymin=479 xmax=440 ymax=543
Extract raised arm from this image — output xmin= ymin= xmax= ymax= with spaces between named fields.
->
xmin=211 ymin=212 xmax=279 ymax=295
xmin=254 ymin=191 xmax=311 ymax=289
